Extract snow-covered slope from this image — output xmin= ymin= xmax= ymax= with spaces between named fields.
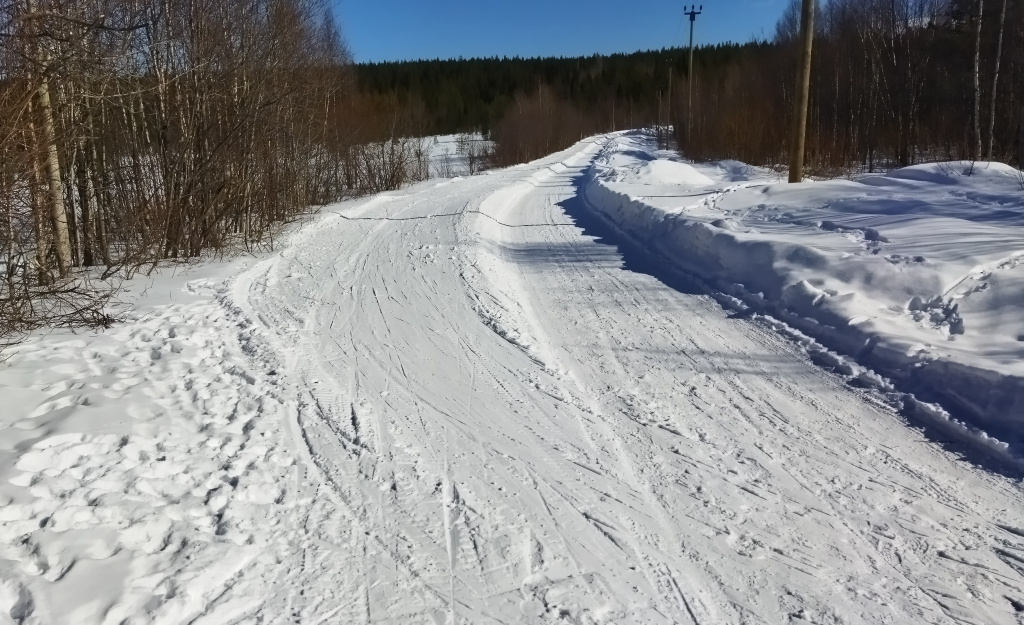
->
xmin=585 ymin=133 xmax=1024 ymax=457
xmin=2 ymin=135 xmax=1024 ymax=624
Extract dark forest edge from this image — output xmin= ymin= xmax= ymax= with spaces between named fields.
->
xmin=1 ymin=0 xmax=1018 ymax=343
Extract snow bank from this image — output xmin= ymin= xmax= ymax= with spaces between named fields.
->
xmin=583 ymin=133 xmax=1024 ymax=458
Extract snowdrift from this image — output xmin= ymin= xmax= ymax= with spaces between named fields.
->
xmin=583 ymin=134 xmax=1024 ymax=456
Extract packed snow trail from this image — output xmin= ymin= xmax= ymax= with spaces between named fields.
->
xmin=5 ymin=136 xmax=1024 ymax=624
xmin=233 ymin=137 xmax=1024 ymax=624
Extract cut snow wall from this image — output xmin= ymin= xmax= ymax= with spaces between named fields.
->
xmin=581 ymin=165 xmax=1024 ymax=451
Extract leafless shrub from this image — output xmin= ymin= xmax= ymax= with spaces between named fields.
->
xmin=0 ymin=0 xmax=363 ymax=349
xmin=456 ymin=133 xmax=490 ymax=174
xmin=490 ymin=88 xmax=604 ymax=167
xmin=349 ymin=136 xmax=429 ymax=194
xmin=433 ymin=145 xmax=458 ymax=178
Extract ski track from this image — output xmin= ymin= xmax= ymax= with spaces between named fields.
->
xmin=4 ymin=137 xmax=1024 ymax=624
xmin=229 ymin=138 xmax=1024 ymax=624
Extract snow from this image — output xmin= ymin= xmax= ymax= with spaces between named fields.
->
xmin=427 ymin=134 xmax=492 ymax=178
xmin=584 ymin=132 xmax=1024 ymax=458
xmin=0 ymin=259 xmax=305 ymax=624
xmin=2 ymin=133 xmax=1024 ymax=624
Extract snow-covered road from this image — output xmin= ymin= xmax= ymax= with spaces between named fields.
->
xmin=235 ymin=138 xmax=1024 ymax=624
xmin=4 ymin=136 xmax=1024 ymax=624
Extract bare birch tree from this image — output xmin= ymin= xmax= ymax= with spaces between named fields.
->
xmin=987 ymin=0 xmax=1007 ymax=160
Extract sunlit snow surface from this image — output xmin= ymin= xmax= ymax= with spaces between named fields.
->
xmin=589 ymin=133 xmax=1024 ymax=454
xmin=2 ymin=133 xmax=1024 ymax=624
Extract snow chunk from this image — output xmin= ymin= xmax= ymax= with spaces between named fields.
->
xmin=628 ymin=159 xmax=715 ymax=187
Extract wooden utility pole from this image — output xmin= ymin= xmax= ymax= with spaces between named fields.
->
xmin=684 ymin=5 xmax=702 ymax=142
xmin=788 ymin=0 xmax=815 ymax=183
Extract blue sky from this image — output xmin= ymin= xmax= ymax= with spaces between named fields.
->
xmin=335 ymin=0 xmax=789 ymax=63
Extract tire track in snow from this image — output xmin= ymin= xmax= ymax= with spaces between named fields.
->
xmin=224 ymin=136 xmax=1024 ymax=624
xmin=466 ymin=137 xmax=1024 ymax=624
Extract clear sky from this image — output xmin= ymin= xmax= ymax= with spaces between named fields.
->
xmin=335 ymin=0 xmax=789 ymax=63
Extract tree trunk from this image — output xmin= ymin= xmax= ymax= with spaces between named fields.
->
xmin=1019 ymin=104 xmax=1024 ymax=171
xmin=64 ymin=135 xmax=80 ymax=267
xmin=24 ymin=0 xmax=72 ymax=277
xmin=986 ymin=0 xmax=1007 ymax=161
xmin=76 ymin=136 xmax=97 ymax=267
xmin=971 ymin=0 xmax=984 ymax=161
xmin=89 ymin=106 xmax=112 ymax=267
xmin=789 ymin=0 xmax=816 ymax=183
xmin=27 ymin=105 xmax=50 ymax=284
xmin=37 ymin=76 xmax=72 ymax=277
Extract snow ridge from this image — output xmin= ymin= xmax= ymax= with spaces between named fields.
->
xmin=580 ymin=133 xmax=1024 ymax=465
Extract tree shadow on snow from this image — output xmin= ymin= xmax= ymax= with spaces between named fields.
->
xmin=550 ymin=171 xmax=706 ymax=297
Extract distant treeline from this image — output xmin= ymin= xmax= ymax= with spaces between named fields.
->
xmin=355 ymin=45 xmax=757 ymax=137
xmin=355 ymin=0 xmax=1024 ymax=173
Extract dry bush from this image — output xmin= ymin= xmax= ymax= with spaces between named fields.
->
xmin=325 ymin=92 xmax=433 ymax=193
xmin=456 ymin=133 xmax=490 ymax=174
xmin=348 ymin=137 xmax=429 ymax=194
xmin=433 ymin=142 xmax=458 ymax=178
xmin=0 ymin=0 xmax=353 ymax=348
xmin=490 ymin=88 xmax=604 ymax=167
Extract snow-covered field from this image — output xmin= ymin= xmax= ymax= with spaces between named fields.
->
xmin=3 ymin=134 xmax=1024 ymax=624
xmin=427 ymin=134 xmax=492 ymax=178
